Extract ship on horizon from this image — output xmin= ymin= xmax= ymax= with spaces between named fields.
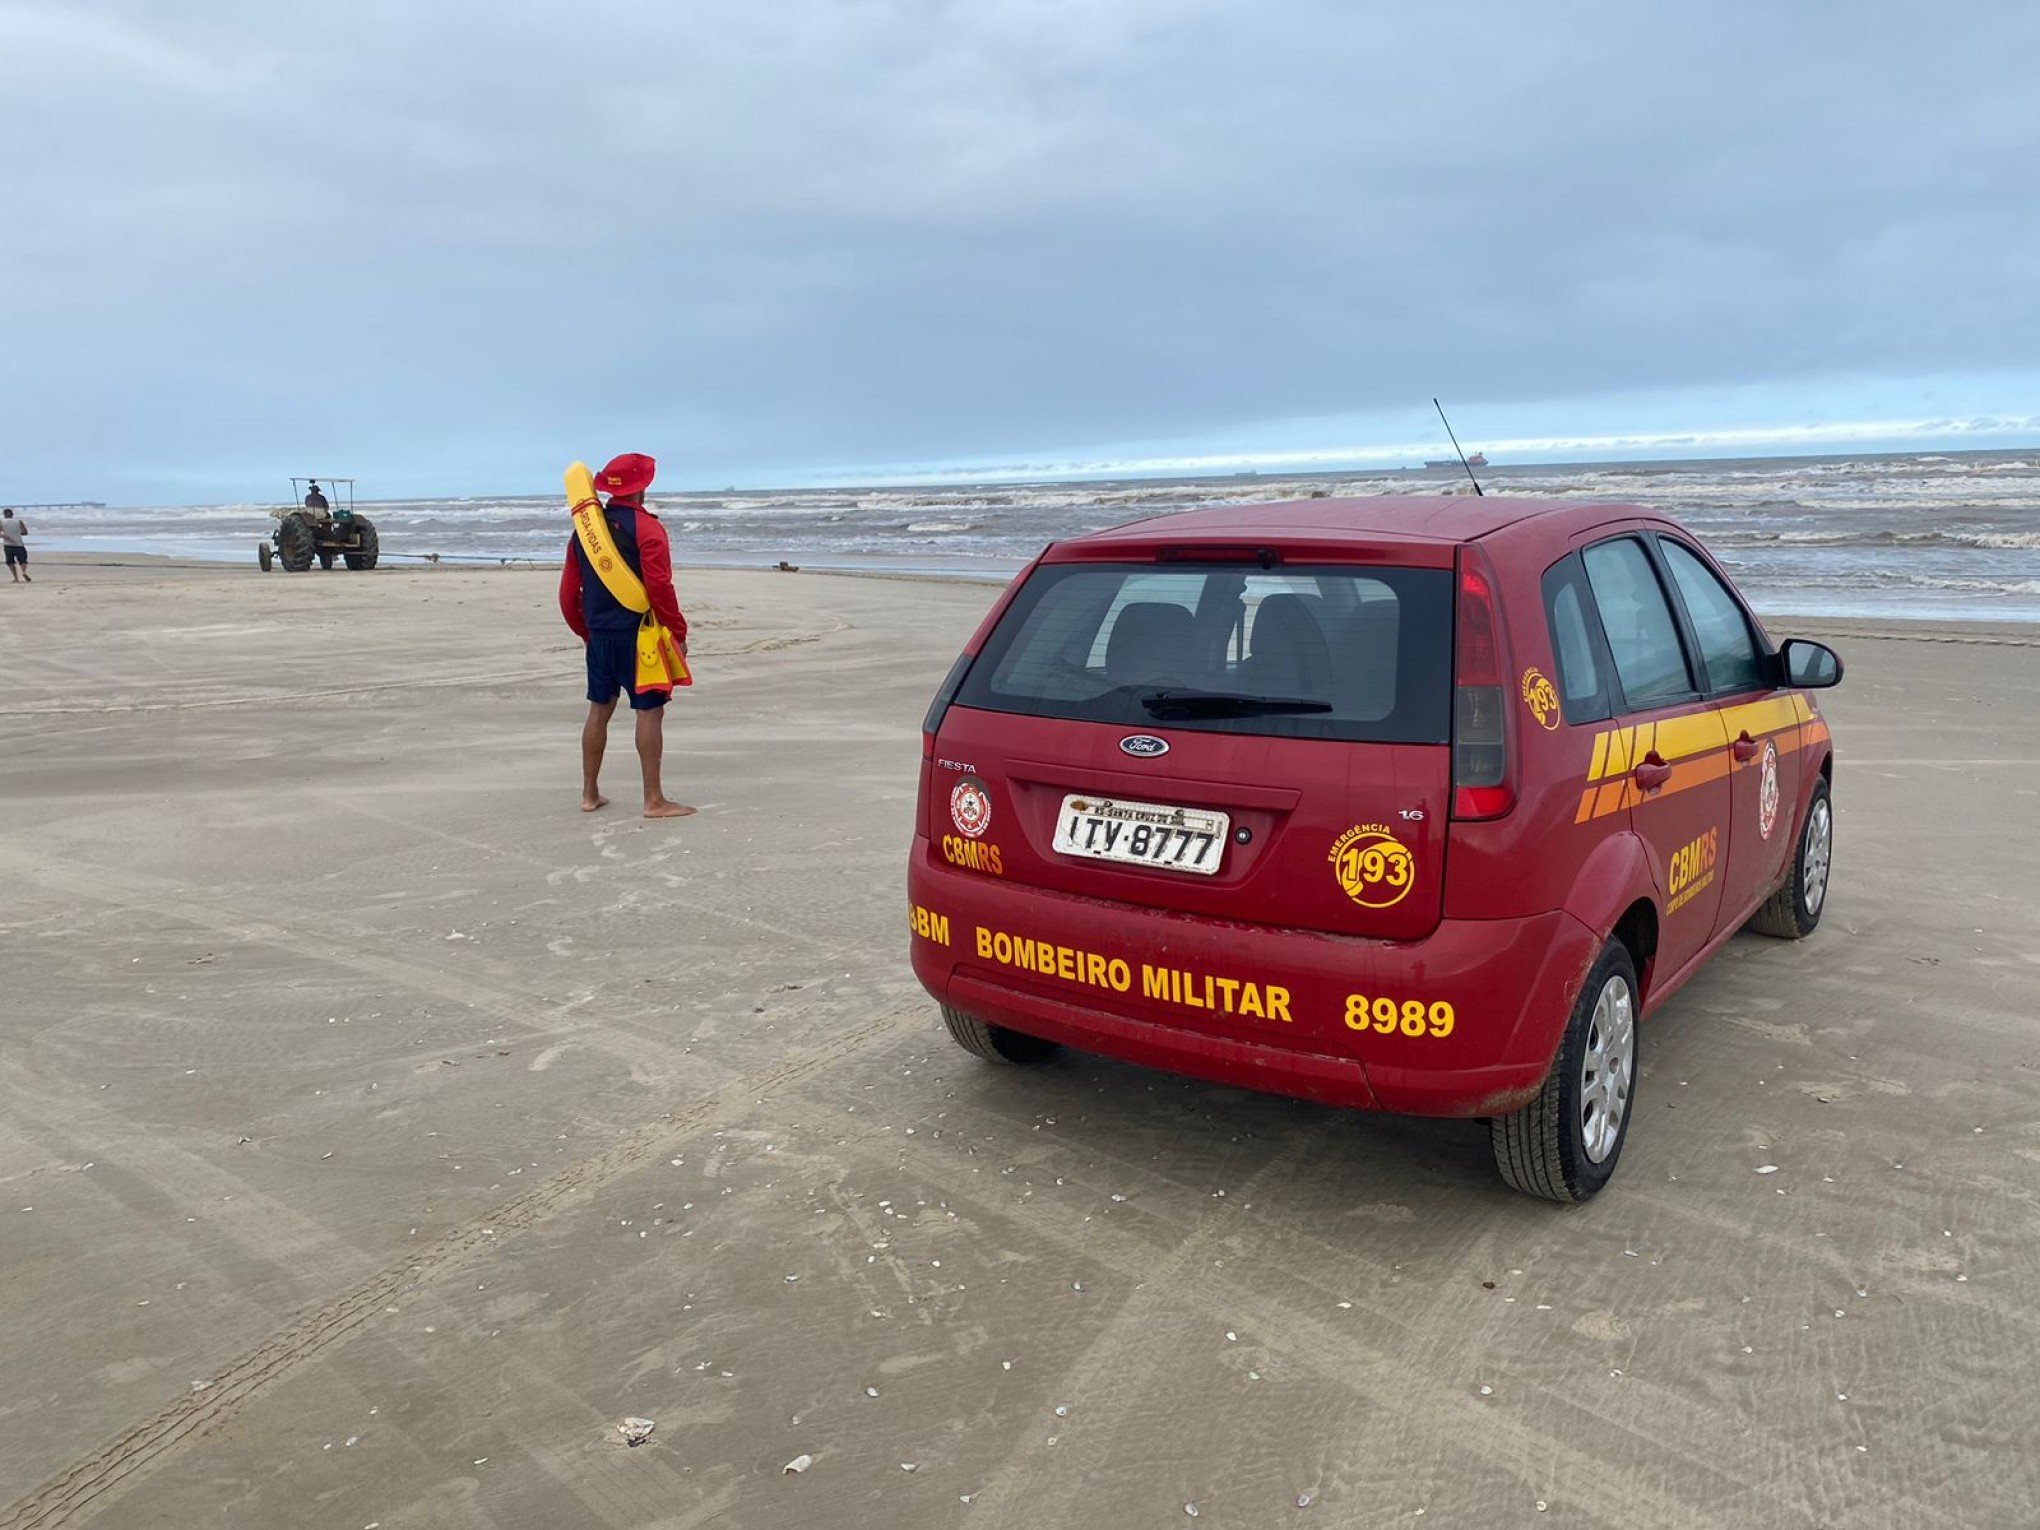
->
xmin=1424 ymin=451 xmax=1487 ymax=470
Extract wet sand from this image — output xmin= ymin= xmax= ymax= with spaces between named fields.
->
xmin=2 ymin=563 xmax=2038 ymax=1529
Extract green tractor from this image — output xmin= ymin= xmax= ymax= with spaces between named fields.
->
xmin=259 ymin=477 xmax=380 ymax=571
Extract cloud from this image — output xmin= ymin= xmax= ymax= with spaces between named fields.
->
xmin=3 ymin=0 xmax=2038 ymax=500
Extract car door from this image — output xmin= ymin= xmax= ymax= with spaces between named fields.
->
xmin=1655 ymin=534 xmax=1802 ymax=930
xmin=1578 ymin=535 xmax=1731 ymax=980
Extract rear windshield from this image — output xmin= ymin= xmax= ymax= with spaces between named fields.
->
xmin=954 ymin=562 xmax=1452 ymax=743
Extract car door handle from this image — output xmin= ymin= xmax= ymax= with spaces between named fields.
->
xmin=1731 ymin=731 xmax=1759 ymax=763
xmin=1632 ymin=751 xmax=1672 ymax=792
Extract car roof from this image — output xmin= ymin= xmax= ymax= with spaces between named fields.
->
xmin=1068 ymin=496 xmax=1667 ymax=550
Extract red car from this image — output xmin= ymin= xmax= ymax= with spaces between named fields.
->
xmin=907 ymin=497 xmax=1842 ymax=1201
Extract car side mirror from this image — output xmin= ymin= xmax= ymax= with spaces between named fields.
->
xmin=1779 ymin=638 xmax=1842 ymax=689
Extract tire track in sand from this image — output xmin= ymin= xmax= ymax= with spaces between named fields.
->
xmin=0 ymin=1009 xmax=911 ymax=1530
xmin=884 ymin=1129 xmax=1946 ymax=1529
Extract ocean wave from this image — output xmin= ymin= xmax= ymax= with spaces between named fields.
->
xmin=1713 ymin=527 xmax=2040 ymax=550
xmin=39 ymin=447 xmax=2040 ymax=619
xmin=1887 ymin=574 xmax=2040 ymax=594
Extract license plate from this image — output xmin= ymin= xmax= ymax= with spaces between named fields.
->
xmin=1052 ymin=794 xmax=1230 ymax=875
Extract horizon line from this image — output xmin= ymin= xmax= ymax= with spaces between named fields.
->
xmin=801 ymin=412 xmax=2040 ymax=489
xmin=42 ymin=420 xmax=2040 ymax=509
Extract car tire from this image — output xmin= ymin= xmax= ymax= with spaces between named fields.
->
xmin=1490 ymin=939 xmax=1639 ymax=1204
xmin=940 ymin=1004 xmax=1061 ymax=1066
xmin=1746 ymin=776 xmax=1832 ymax=940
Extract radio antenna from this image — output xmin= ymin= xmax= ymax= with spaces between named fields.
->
xmin=1432 ymin=398 xmax=1484 ymax=496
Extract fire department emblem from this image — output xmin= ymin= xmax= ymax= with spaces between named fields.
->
xmin=1757 ymin=739 xmax=1781 ymax=841
xmin=950 ymin=777 xmax=993 ymax=839
xmin=1520 ymin=667 xmax=1561 ymax=731
xmin=1329 ymin=823 xmax=1416 ymax=909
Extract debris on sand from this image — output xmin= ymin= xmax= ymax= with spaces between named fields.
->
xmin=617 ymin=1417 xmax=656 ymax=1447
xmin=784 ymin=1453 xmax=813 ymax=1474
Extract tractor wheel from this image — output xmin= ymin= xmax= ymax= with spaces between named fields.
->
xmin=258 ymin=541 xmax=273 ymax=572
xmin=275 ymin=513 xmax=316 ymax=572
xmin=318 ymin=551 xmax=335 ymax=570
xmin=343 ymin=517 xmax=379 ymax=570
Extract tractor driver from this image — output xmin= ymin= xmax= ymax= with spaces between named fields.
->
xmin=304 ymin=481 xmax=330 ymax=515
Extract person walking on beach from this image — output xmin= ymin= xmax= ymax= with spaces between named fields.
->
xmin=559 ymin=452 xmax=694 ymax=818
xmin=2 ymin=510 xmax=28 ymax=583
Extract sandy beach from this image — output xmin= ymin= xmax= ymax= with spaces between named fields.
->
xmin=3 ymin=559 xmax=2039 ymax=1529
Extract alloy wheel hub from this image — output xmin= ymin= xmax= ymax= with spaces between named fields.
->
xmin=1580 ymin=975 xmax=1636 ymax=1164
xmin=1803 ymin=798 xmax=1832 ymax=916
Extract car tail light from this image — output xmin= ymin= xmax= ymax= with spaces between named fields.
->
xmin=920 ymin=549 xmax=1050 ymax=763
xmin=1452 ymin=546 xmax=1515 ymax=820
xmin=917 ymin=651 xmax=975 ymax=839
xmin=922 ymin=650 xmax=975 ymax=756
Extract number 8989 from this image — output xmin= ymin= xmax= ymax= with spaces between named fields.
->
xmin=1343 ymin=995 xmax=1456 ymax=1038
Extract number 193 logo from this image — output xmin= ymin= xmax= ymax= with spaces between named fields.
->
xmin=1329 ymin=823 xmax=1416 ymax=908
xmin=1520 ymin=666 xmax=1562 ymax=731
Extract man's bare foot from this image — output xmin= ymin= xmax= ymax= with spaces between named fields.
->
xmin=643 ymin=799 xmax=697 ymax=819
xmin=580 ymin=794 xmax=610 ymax=813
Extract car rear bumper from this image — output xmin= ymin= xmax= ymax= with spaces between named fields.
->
xmin=908 ymin=837 xmax=1599 ymax=1117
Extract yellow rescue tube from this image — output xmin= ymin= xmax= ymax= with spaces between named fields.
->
xmin=564 ymin=460 xmax=600 ymax=517
xmin=564 ymin=461 xmax=650 ymax=613
xmin=563 ymin=461 xmax=691 ymax=690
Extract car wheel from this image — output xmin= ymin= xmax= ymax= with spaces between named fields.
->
xmin=940 ymin=1004 xmax=1061 ymax=1066
xmin=1746 ymin=776 xmax=1832 ymax=940
xmin=1490 ymin=939 xmax=1639 ymax=1203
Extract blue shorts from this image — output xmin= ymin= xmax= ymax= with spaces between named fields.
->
xmin=585 ymin=631 xmax=667 ymax=711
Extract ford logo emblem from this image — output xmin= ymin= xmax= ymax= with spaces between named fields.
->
xmin=1119 ymin=735 xmax=1170 ymax=758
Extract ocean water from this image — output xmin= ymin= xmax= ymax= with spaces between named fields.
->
xmin=30 ymin=448 xmax=2040 ymax=621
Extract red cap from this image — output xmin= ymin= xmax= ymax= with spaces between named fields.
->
xmin=596 ymin=452 xmax=656 ymax=498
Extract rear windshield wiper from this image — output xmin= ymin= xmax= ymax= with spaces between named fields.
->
xmin=1139 ymin=689 xmax=1333 ymax=719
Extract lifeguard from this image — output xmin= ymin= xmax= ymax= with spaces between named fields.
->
xmin=558 ymin=452 xmax=695 ymax=819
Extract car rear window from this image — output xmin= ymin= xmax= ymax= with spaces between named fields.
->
xmin=954 ymin=562 xmax=1452 ymax=743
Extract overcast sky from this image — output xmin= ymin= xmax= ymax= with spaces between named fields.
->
xmin=5 ymin=0 xmax=2039 ymax=503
